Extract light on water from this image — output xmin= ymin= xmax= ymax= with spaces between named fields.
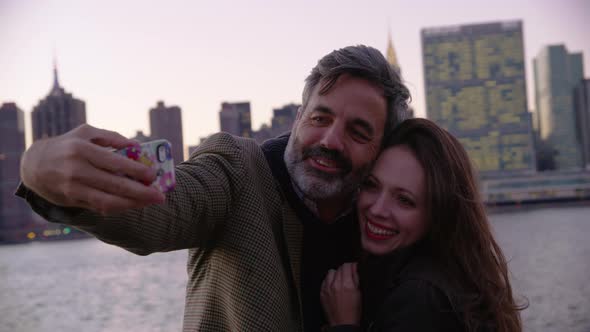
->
xmin=489 ymin=205 xmax=590 ymax=331
xmin=1 ymin=205 xmax=589 ymax=332
xmin=0 ymin=239 xmax=188 ymax=332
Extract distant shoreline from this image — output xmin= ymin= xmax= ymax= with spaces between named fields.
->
xmin=486 ymin=199 xmax=590 ymax=215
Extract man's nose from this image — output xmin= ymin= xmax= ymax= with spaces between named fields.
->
xmin=319 ymin=124 xmax=345 ymax=152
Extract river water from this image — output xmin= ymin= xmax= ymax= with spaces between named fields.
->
xmin=1 ymin=205 xmax=589 ymax=332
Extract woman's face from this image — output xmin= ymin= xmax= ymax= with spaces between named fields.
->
xmin=358 ymin=145 xmax=429 ymax=256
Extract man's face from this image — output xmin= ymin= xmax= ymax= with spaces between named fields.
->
xmin=284 ymin=75 xmax=387 ymax=201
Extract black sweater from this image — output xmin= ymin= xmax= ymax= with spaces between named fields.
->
xmin=261 ymin=134 xmax=361 ymax=332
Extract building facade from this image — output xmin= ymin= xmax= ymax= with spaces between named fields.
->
xmin=270 ymin=103 xmax=298 ymax=136
xmin=149 ymin=101 xmax=184 ymax=164
xmin=218 ymin=102 xmax=298 ymax=144
xmin=219 ymin=102 xmax=252 ymax=138
xmin=534 ymin=45 xmax=585 ymax=170
xmin=422 ymin=20 xmax=535 ymax=177
xmin=0 ymin=103 xmax=32 ymax=243
xmin=31 ymin=66 xmax=86 ymax=141
xmin=574 ymin=79 xmax=590 ymax=169
xmin=130 ymin=130 xmax=152 ymax=143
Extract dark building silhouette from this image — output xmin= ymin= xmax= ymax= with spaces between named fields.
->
xmin=271 ymin=103 xmax=299 ymax=136
xmin=422 ymin=20 xmax=535 ymax=177
xmin=131 ymin=130 xmax=152 ymax=143
xmin=574 ymin=79 xmax=590 ymax=169
xmin=0 ymin=102 xmax=32 ymax=243
xmin=535 ymin=45 xmax=585 ymax=170
xmin=218 ymin=102 xmax=298 ymax=144
xmin=252 ymin=124 xmax=273 ymax=144
xmin=219 ymin=102 xmax=252 ymax=138
xmin=149 ymin=101 xmax=184 ymax=164
xmin=188 ymin=145 xmax=199 ymax=158
xmin=251 ymin=103 xmax=299 ymax=144
xmin=31 ymin=64 xmax=86 ymax=141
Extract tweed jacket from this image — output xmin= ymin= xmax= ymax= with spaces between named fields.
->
xmin=17 ymin=132 xmax=305 ymax=331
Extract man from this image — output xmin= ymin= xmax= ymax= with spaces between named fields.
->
xmin=17 ymin=45 xmax=410 ymax=331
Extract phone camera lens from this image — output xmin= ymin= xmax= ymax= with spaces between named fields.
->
xmin=157 ymin=145 xmax=167 ymax=162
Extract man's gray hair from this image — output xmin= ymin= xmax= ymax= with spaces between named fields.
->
xmin=302 ymin=45 xmax=411 ymax=143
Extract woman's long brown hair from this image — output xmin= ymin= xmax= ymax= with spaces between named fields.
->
xmin=385 ymin=118 xmax=526 ymax=332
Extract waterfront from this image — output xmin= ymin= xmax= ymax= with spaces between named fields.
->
xmin=1 ymin=205 xmax=589 ymax=332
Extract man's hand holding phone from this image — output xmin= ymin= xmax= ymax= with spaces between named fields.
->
xmin=21 ymin=124 xmax=166 ymax=215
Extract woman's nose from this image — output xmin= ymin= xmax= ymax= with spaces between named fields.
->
xmin=368 ymin=192 xmax=390 ymax=218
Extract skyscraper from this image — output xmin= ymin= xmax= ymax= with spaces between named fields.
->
xmin=31 ymin=63 xmax=86 ymax=141
xmin=219 ymin=102 xmax=252 ymax=138
xmin=130 ymin=130 xmax=152 ymax=143
xmin=422 ymin=20 xmax=535 ymax=177
xmin=574 ymin=79 xmax=590 ymax=169
xmin=534 ymin=45 xmax=585 ymax=170
xmin=386 ymin=31 xmax=402 ymax=77
xmin=271 ymin=103 xmax=298 ymax=136
xmin=386 ymin=32 xmax=413 ymax=119
xmin=149 ymin=101 xmax=184 ymax=164
xmin=0 ymin=103 xmax=31 ymax=243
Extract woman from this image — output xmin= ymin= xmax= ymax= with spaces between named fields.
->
xmin=320 ymin=119 xmax=525 ymax=331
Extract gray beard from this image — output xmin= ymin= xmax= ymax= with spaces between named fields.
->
xmin=283 ymin=136 xmax=366 ymax=201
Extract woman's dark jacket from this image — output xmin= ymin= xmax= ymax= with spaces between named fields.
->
xmin=329 ymin=244 xmax=470 ymax=332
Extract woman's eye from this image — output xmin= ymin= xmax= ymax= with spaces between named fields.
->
xmin=398 ymin=195 xmax=415 ymax=207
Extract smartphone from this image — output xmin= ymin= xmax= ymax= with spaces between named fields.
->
xmin=114 ymin=139 xmax=176 ymax=193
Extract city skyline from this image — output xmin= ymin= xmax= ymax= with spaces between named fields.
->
xmin=1 ymin=0 xmax=588 ymax=149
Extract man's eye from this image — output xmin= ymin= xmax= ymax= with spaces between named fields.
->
xmin=351 ymin=129 xmax=370 ymax=143
xmin=311 ymin=116 xmax=328 ymax=125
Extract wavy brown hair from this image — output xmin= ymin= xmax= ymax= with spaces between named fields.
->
xmin=385 ymin=118 xmax=526 ymax=332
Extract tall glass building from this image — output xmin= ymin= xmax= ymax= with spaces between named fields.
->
xmin=422 ymin=21 xmax=535 ymax=177
xmin=534 ymin=45 xmax=585 ymax=170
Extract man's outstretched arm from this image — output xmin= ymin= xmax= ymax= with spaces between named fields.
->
xmin=17 ymin=124 xmax=247 ymax=254
xmin=20 ymin=124 xmax=166 ymax=213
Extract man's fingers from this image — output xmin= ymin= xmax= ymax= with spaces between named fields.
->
xmin=74 ymin=185 xmax=155 ymax=214
xmin=75 ymin=164 xmax=165 ymax=204
xmin=82 ymin=142 xmax=157 ymax=185
xmin=74 ymin=124 xmax=135 ymax=150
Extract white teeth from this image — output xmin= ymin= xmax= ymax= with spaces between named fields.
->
xmin=367 ymin=222 xmax=398 ymax=236
xmin=315 ymin=158 xmax=336 ymax=167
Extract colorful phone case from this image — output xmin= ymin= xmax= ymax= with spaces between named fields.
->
xmin=115 ymin=139 xmax=176 ymax=193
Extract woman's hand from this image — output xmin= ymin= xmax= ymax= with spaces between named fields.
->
xmin=320 ymin=262 xmax=361 ymax=326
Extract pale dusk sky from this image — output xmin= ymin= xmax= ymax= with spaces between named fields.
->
xmin=1 ymin=0 xmax=588 ymax=150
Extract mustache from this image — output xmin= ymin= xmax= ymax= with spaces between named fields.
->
xmin=302 ymin=146 xmax=352 ymax=172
